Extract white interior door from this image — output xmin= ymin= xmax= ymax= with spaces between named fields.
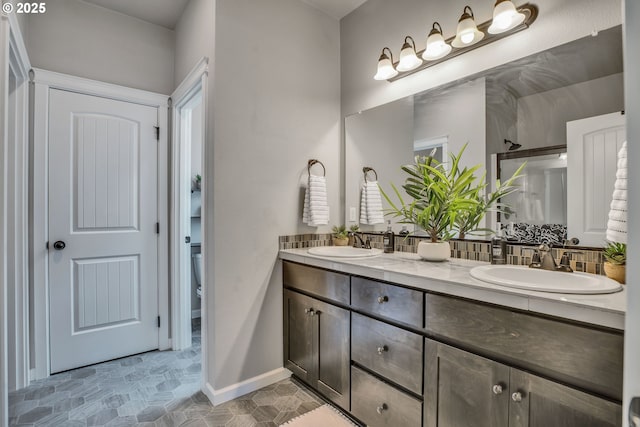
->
xmin=567 ymin=112 xmax=626 ymax=247
xmin=48 ymin=89 xmax=159 ymax=373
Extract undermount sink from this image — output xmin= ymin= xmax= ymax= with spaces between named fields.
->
xmin=470 ymin=265 xmax=622 ymax=294
xmin=307 ymin=246 xmax=383 ymax=258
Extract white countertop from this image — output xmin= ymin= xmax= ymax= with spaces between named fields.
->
xmin=279 ymin=249 xmax=626 ymax=330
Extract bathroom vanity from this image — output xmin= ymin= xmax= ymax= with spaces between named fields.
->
xmin=280 ymin=249 xmax=625 ymax=427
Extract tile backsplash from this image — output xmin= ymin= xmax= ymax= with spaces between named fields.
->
xmin=279 ymin=233 xmax=605 ymax=275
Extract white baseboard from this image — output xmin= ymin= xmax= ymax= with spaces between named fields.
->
xmin=203 ymin=367 xmax=292 ymax=406
xmin=192 ymin=309 xmax=201 ymax=319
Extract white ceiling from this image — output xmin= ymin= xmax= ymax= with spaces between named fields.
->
xmin=82 ymin=0 xmax=365 ymax=29
xmin=300 ymin=0 xmax=367 ymax=20
xmin=82 ymin=0 xmax=190 ymax=29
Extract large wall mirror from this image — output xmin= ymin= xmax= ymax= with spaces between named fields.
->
xmin=345 ymin=26 xmax=624 ymax=248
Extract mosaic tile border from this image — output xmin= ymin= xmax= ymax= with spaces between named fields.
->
xmin=279 ymin=233 xmax=605 ymax=275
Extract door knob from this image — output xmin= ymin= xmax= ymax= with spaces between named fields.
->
xmin=377 ymin=345 xmax=388 ymax=355
xmin=53 ymin=241 xmax=66 ymax=250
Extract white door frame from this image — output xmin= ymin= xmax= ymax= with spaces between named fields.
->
xmin=31 ymin=68 xmax=170 ymax=380
xmin=1 ymin=9 xmax=30 ymax=424
xmin=170 ymin=57 xmax=208 ymax=351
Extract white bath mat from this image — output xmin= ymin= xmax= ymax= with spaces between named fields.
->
xmin=280 ymin=404 xmax=357 ymax=426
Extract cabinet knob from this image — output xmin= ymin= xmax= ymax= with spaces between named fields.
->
xmin=377 ymin=295 xmax=389 ymax=304
xmin=304 ymin=308 xmax=315 ymax=316
xmin=376 ymin=403 xmax=388 ymax=415
xmin=511 ymin=392 xmax=523 ymax=402
xmin=377 ymin=345 xmax=388 ymax=355
xmin=492 ymin=384 xmax=503 ymax=395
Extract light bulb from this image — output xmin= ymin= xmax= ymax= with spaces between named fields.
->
xmin=461 ymin=31 xmax=475 ymax=44
xmin=373 ymin=48 xmax=398 ymax=80
xmin=488 ymin=0 xmax=525 ymax=34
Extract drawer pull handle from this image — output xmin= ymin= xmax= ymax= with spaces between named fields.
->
xmin=376 ymin=403 xmax=388 ymax=415
xmin=377 ymin=345 xmax=388 ymax=355
xmin=511 ymin=392 xmax=523 ymax=402
xmin=377 ymin=295 xmax=389 ymax=304
xmin=492 ymin=384 xmax=503 ymax=395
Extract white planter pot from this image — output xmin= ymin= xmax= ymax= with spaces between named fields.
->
xmin=417 ymin=241 xmax=450 ymax=261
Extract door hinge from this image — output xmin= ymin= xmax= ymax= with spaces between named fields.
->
xmin=154 ymin=126 xmax=160 ymax=141
xmin=46 ymin=241 xmax=49 ymax=250
xmin=156 ymin=222 xmax=160 ymax=234
xmin=157 ymin=316 xmax=161 ymax=328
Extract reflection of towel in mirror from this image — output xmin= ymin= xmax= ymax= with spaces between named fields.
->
xmin=303 ymin=175 xmax=329 ymax=226
xmin=607 ymin=142 xmax=627 ymax=243
xmin=359 ymin=181 xmax=384 ymax=225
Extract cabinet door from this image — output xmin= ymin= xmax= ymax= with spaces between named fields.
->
xmin=424 ymin=339 xmax=510 ymax=427
xmin=509 ymin=369 xmax=622 ymax=427
xmin=284 ymin=290 xmax=317 ymax=383
xmin=316 ymin=300 xmax=350 ymax=410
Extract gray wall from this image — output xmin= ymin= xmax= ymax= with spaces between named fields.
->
xmin=516 ymin=73 xmax=624 ymax=150
xmin=340 ymin=0 xmax=622 ymax=116
xmin=25 ymin=0 xmax=175 ymax=94
xmin=175 ymin=0 xmax=341 ymax=392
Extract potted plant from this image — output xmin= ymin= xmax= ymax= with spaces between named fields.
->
xmin=380 ymin=144 xmax=523 ymax=261
xmin=332 ymin=225 xmax=350 ymax=246
xmin=193 ymin=174 xmax=202 ymax=191
xmin=603 ymin=241 xmax=626 ymax=284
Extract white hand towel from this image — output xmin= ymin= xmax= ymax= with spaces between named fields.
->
xmin=303 ymin=175 xmax=329 ymax=226
xmin=607 ymin=142 xmax=627 ymax=243
xmin=359 ymin=181 xmax=384 ymax=225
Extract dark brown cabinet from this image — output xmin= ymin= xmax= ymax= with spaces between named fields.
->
xmin=425 ymin=339 xmax=621 ymax=427
xmin=510 ymin=369 xmax=621 ymax=427
xmin=425 ymin=339 xmax=510 ymax=427
xmin=284 ymin=289 xmax=350 ymax=410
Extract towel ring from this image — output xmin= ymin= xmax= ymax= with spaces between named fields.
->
xmin=308 ymin=159 xmax=326 ymax=177
xmin=363 ymin=167 xmax=378 ymax=183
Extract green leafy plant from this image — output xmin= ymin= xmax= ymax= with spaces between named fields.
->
xmin=603 ymin=241 xmax=626 ymax=265
xmin=380 ymin=144 xmax=524 ymax=243
xmin=195 ymin=174 xmax=202 ymax=183
xmin=349 ymin=224 xmax=360 ymax=233
xmin=332 ymin=225 xmax=349 ymax=239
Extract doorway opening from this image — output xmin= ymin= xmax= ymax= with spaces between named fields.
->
xmin=170 ymin=58 xmax=208 ymax=357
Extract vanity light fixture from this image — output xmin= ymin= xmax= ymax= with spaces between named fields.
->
xmin=452 ymin=6 xmax=484 ymax=48
xmin=423 ymin=22 xmax=452 ymax=61
xmin=373 ymin=47 xmax=398 ymax=80
xmin=488 ymin=0 xmax=526 ymax=34
xmin=373 ymin=3 xmax=538 ymax=82
xmin=504 ymin=139 xmax=522 ymax=151
xmin=397 ymin=36 xmax=423 ymax=72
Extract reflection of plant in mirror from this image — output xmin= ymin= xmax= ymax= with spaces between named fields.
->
xmin=349 ymin=224 xmax=360 ymax=233
xmin=380 ymin=144 xmax=524 ymax=243
xmin=603 ymin=241 xmax=626 ymax=265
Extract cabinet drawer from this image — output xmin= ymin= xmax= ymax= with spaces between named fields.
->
xmin=351 ymin=277 xmax=423 ymax=327
xmin=352 ymin=313 xmax=423 ymax=394
xmin=283 ymin=261 xmax=349 ymax=305
xmin=425 ymin=293 xmax=624 ymax=400
xmin=351 ymin=366 xmax=422 ymax=427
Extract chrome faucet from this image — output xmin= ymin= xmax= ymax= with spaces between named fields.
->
xmin=349 ymin=232 xmax=371 ymax=249
xmin=529 ymin=244 xmax=573 ymax=273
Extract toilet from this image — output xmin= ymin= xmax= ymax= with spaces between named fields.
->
xmin=192 ymin=253 xmax=202 ymax=299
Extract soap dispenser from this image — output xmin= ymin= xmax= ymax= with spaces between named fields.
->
xmin=490 ymin=222 xmax=507 ymax=264
xmin=383 ymin=220 xmax=395 ymax=253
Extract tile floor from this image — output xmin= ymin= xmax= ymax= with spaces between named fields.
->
xmin=9 ymin=324 xmax=323 ymax=426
